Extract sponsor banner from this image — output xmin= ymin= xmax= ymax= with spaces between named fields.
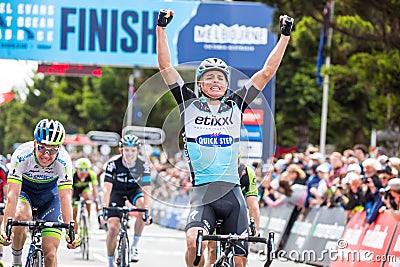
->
xmin=242 ymin=109 xmax=264 ymax=126
xmin=384 ymin=221 xmax=400 ymax=267
xmin=240 ymin=125 xmax=262 ymax=142
xmin=239 ymin=141 xmax=263 ymax=159
xmin=331 ymin=210 xmax=397 ymax=267
xmin=283 ymin=207 xmax=320 ymax=262
xmin=0 ymin=1 xmax=275 ymax=70
xmin=302 ymin=207 xmax=346 ymax=266
xmin=252 ymin=203 xmax=296 ymax=253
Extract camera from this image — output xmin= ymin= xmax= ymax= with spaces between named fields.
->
xmin=379 ymin=187 xmax=391 ymax=199
xmin=337 ymin=184 xmax=343 ymax=190
xmin=362 ymin=176 xmax=369 ymax=183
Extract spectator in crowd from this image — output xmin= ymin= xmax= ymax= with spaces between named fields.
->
xmin=362 ymin=158 xmax=383 ymax=189
xmin=333 ymin=172 xmax=363 ymax=222
xmin=353 ymin=144 xmax=369 ymax=175
xmin=328 ymin=152 xmax=346 ymax=187
xmin=307 ymin=164 xmax=330 ymax=208
xmin=309 ymin=152 xmax=324 ymax=166
xmin=285 ymin=164 xmax=307 ymax=186
xmin=366 ymin=166 xmax=398 ymax=223
xmin=263 ymin=175 xmax=307 ymax=208
xmin=381 ymin=178 xmax=400 ymax=221
xmin=342 ymin=149 xmax=355 ymax=159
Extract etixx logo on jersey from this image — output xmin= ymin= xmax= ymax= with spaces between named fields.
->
xmin=196 ymin=133 xmax=234 ymax=147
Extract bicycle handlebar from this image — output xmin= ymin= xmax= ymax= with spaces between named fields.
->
xmin=6 ymin=217 xmax=75 ymax=244
xmin=102 ymin=206 xmax=149 ymax=221
xmin=193 ymin=229 xmax=274 ymax=267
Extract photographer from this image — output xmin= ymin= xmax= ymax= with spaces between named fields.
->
xmin=381 ymin=178 xmax=400 ymax=221
xmin=365 ymin=164 xmax=398 ymax=224
xmin=334 ymin=172 xmax=364 ymax=223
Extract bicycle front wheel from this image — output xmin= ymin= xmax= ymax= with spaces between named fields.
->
xmin=80 ymin=214 xmax=90 ymax=260
xmin=30 ymin=249 xmax=44 ymax=267
xmin=117 ymin=233 xmax=130 ymax=267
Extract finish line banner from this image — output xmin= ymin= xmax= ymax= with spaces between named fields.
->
xmin=0 ymin=1 xmax=276 ymax=70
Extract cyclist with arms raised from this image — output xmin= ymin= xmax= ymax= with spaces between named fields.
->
xmin=72 ymin=158 xmax=100 ymax=234
xmin=157 ymin=9 xmax=293 ymax=267
xmin=0 ymin=119 xmax=80 ymax=267
xmin=101 ymin=134 xmax=152 ymax=267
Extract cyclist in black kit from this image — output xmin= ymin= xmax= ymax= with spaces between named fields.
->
xmin=101 ymin=134 xmax=152 ymax=267
xmin=157 ymin=9 xmax=293 ymax=267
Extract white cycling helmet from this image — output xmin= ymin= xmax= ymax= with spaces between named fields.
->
xmin=196 ymin=58 xmax=230 ymax=82
xmin=34 ymin=119 xmax=66 ymax=146
xmin=196 ymin=58 xmax=230 ymax=98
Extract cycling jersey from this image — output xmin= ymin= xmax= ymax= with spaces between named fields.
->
xmin=104 ymin=155 xmax=151 ymax=218
xmin=72 ymin=169 xmax=98 ymax=200
xmin=170 ymin=79 xmax=259 ymax=186
xmin=7 ymin=141 xmax=73 ymax=237
xmin=238 ymin=163 xmax=258 ymax=198
xmin=104 ymin=155 xmax=151 ymax=193
xmin=8 ymin=141 xmax=73 ymax=197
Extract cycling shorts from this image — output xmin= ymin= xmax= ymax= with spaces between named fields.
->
xmin=185 ymin=182 xmax=249 ymax=257
xmin=20 ymin=187 xmax=63 ymax=239
xmin=107 ymin=186 xmax=144 ymax=218
xmin=72 ymin=186 xmax=91 ymax=207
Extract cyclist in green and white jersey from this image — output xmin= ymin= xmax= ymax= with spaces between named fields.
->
xmin=72 ymin=158 xmax=100 ymax=234
xmin=0 ymin=119 xmax=80 ymax=267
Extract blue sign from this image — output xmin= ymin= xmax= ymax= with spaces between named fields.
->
xmin=177 ymin=2 xmax=276 ymax=70
xmin=0 ymin=0 xmax=197 ymax=66
xmin=0 ymin=0 xmax=276 ymax=71
xmin=240 ymin=125 xmax=263 ymax=142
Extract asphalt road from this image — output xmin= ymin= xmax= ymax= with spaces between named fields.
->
xmin=1 ymin=213 xmax=311 ymax=267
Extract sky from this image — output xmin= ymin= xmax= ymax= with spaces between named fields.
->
xmin=0 ymin=59 xmax=37 ymax=94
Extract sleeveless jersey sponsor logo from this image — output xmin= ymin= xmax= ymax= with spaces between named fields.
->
xmin=194 ymin=116 xmax=233 ymax=126
xmin=196 ymin=133 xmax=234 ymax=147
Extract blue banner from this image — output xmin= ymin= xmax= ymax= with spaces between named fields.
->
xmin=177 ymin=2 xmax=276 ymax=70
xmin=0 ymin=1 xmax=276 ymax=70
xmin=0 ymin=0 xmax=197 ymax=66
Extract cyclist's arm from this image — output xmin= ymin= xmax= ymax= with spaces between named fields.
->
xmin=101 ymin=181 xmax=113 ymax=208
xmin=250 ymin=33 xmax=290 ymax=90
xmin=59 ymin=188 xmax=73 ymax=223
xmin=142 ymin=185 xmax=151 ymax=212
xmin=156 ymin=23 xmax=180 ymax=86
xmin=246 ymin=196 xmax=260 ymax=231
xmin=2 ymin=182 xmax=21 ymax=229
xmin=89 ymin=171 xmax=99 ymax=203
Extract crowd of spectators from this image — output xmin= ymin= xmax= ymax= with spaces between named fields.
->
xmin=257 ymin=144 xmax=400 ymax=225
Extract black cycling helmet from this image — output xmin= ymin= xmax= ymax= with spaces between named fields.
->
xmin=119 ymin=134 xmax=141 ymax=148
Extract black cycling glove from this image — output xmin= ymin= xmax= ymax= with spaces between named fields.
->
xmin=158 ymin=9 xmax=173 ymax=27
xmin=280 ymin=16 xmax=294 ymax=36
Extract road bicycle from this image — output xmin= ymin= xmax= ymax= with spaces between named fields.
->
xmin=103 ymin=205 xmax=148 ymax=267
xmin=194 ymin=229 xmax=275 ymax=267
xmin=75 ymin=197 xmax=91 ymax=260
xmin=5 ymin=207 xmax=75 ymax=267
